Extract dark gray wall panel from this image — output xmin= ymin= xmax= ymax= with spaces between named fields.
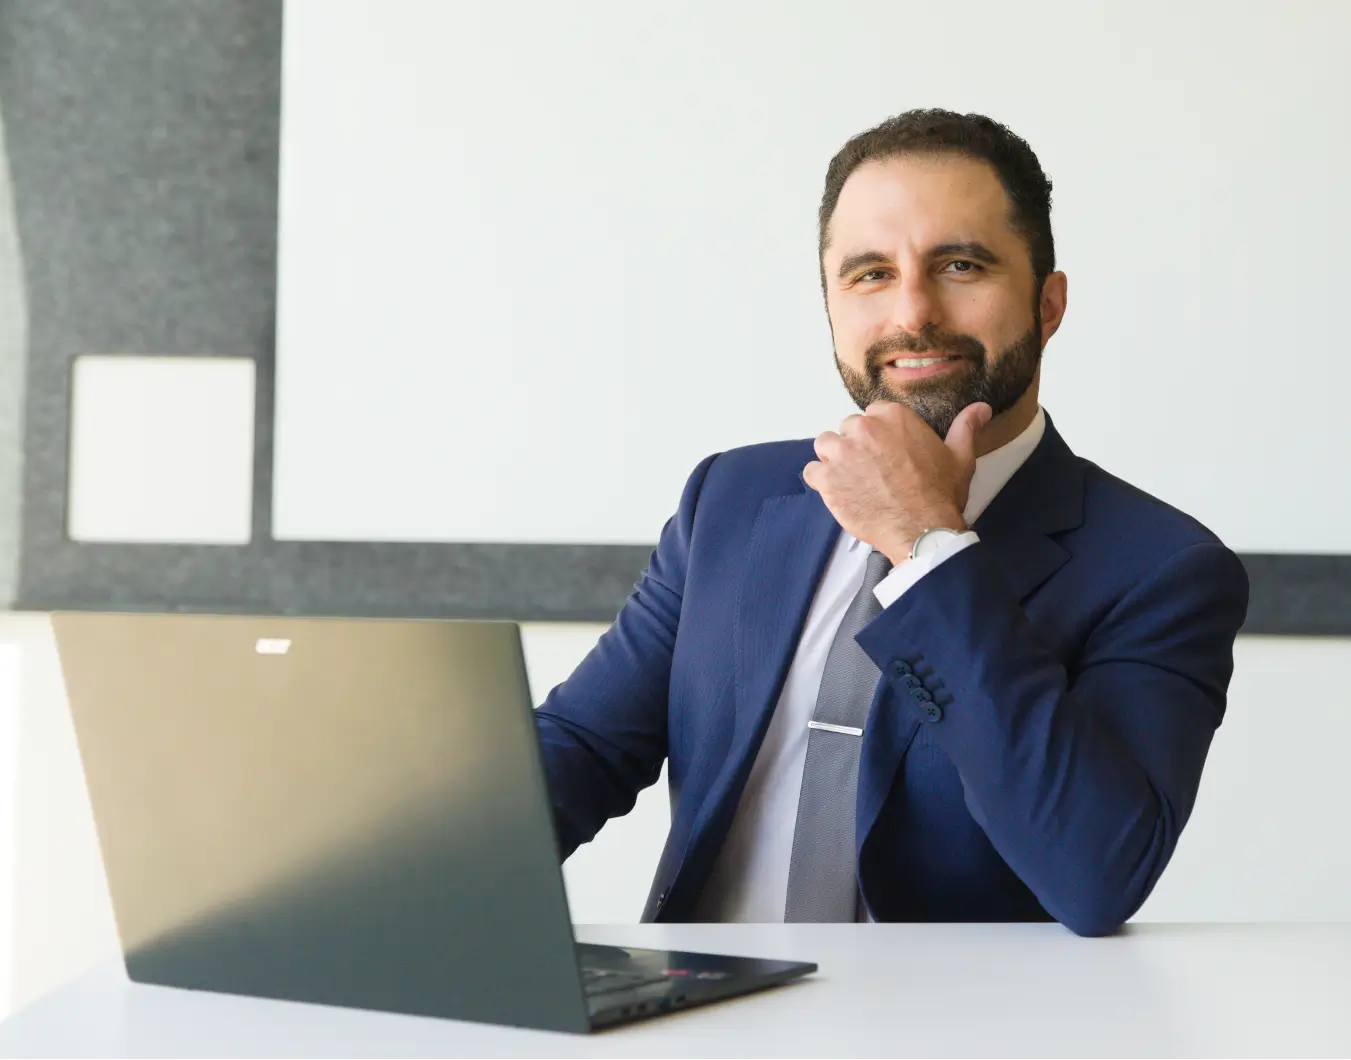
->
xmin=0 ymin=0 xmax=281 ymax=556
xmin=0 ymin=101 xmax=24 ymax=605
xmin=0 ymin=0 xmax=1347 ymax=631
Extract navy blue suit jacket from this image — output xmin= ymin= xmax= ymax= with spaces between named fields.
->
xmin=535 ymin=414 xmax=1249 ymax=935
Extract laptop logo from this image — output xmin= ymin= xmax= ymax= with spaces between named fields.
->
xmin=255 ymin=638 xmax=292 ymax=655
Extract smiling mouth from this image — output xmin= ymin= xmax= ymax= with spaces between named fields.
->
xmin=887 ymin=355 xmax=958 ymax=368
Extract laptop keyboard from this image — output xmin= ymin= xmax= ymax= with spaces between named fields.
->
xmin=579 ymin=965 xmax=670 ymax=997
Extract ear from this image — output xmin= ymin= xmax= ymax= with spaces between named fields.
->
xmin=1039 ymin=271 xmax=1068 ymax=346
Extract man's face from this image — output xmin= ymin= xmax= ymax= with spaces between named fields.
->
xmin=823 ymin=153 xmax=1049 ymax=439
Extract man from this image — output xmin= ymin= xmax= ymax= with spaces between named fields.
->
xmin=535 ymin=109 xmax=1249 ymax=936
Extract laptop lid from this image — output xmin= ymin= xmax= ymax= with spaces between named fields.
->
xmin=52 ymin=612 xmax=591 ymax=1033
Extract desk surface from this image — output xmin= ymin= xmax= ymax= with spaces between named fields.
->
xmin=2 ymin=923 xmax=1348 ymax=1058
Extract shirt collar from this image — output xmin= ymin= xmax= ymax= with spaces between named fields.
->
xmin=844 ymin=406 xmax=1046 ymax=553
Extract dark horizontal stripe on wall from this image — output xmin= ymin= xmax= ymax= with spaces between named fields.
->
xmin=12 ymin=540 xmax=656 ymax=624
xmin=1232 ymin=554 xmax=1351 ymax=637
xmin=10 ymin=546 xmax=1351 ymax=634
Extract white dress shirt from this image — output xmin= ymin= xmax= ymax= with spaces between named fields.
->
xmin=693 ymin=407 xmax=1047 ymax=922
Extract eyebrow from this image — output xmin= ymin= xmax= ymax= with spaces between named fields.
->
xmin=933 ymin=241 xmax=1002 ymax=266
xmin=835 ymin=241 xmax=1003 ymax=281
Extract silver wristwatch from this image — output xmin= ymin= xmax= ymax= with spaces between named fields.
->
xmin=909 ymin=527 xmax=963 ymax=561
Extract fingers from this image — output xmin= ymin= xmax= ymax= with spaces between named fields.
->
xmin=814 ymin=430 xmax=843 ymax=461
xmin=802 ymin=460 xmax=823 ymax=492
xmin=842 ymin=405 xmax=898 ymax=441
xmin=944 ymin=402 xmax=993 ymax=464
xmin=838 ymin=413 xmax=867 ymax=438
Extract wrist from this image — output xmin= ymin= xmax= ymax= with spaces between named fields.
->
xmin=884 ymin=510 xmax=968 ymax=566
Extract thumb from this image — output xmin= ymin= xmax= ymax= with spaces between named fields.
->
xmin=945 ymin=402 xmax=992 ymax=465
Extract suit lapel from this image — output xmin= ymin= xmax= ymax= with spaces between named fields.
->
xmin=733 ymin=489 xmax=843 ymax=750
xmin=970 ymin=413 xmax=1084 ymax=600
xmin=682 ymin=484 xmax=842 ymax=867
xmin=734 ymin=486 xmax=837 ymax=766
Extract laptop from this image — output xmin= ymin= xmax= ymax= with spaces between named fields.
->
xmin=51 ymin=611 xmax=816 ymax=1033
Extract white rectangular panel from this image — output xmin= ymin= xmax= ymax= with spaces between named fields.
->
xmin=68 ymin=356 xmax=255 ymax=545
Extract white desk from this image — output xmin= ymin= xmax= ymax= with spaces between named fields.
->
xmin=1 ymin=923 xmax=1348 ymax=1058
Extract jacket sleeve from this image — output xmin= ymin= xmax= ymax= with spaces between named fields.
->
xmin=534 ymin=453 xmax=718 ymax=858
xmin=855 ymin=539 xmax=1250 ymax=936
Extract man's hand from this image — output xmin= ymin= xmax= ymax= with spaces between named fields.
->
xmin=803 ymin=401 xmax=993 ymax=565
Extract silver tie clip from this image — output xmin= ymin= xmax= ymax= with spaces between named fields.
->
xmin=807 ymin=720 xmax=863 ymax=737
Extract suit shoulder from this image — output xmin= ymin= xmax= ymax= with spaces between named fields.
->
xmin=699 ymin=437 xmax=818 ymax=497
xmin=1077 ymin=457 xmax=1231 ymax=557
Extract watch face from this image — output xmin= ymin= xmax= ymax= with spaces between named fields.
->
xmin=913 ymin=529 xmax=957 ymax=559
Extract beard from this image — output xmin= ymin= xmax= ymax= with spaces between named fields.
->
xmin=835 ymin=310 xmax=1043 ymax=439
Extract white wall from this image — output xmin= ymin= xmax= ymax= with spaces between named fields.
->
xmin=0 ymin=643 xmax=18 ymax=1014
xmin=0 ymin=616 xmax=119 ymax=1020
xmin=273 ymin=0 xmax=1351 ymax=553
xmin=1139 ymin=637 xmax=1351 ymax=921
xmin=3 ymin=611 xmax=1350 ymax=1020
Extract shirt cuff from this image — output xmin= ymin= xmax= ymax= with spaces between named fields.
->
xmin=872 ymin=531 xmax=980 ymax=610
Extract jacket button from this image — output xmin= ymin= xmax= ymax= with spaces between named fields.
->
xmin=889 ymin=659 xmax=913 ymax=678
xmin=910 ymin=686 xmax=933 ymax=702
xmin=920 ymin=703 xmax=943 ymax=723
xmin=657 ymin=889 xmax=667 ymax=905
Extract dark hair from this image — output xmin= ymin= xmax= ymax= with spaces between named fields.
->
xmin=818 ymin=108 xmax=1055 ymax=298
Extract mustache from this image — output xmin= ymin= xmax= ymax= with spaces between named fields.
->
xmin=865 ymin=328 xmax=986 ymax=374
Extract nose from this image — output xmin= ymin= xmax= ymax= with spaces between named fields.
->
xmin=887 ymin=273 xmax=943 ymax=337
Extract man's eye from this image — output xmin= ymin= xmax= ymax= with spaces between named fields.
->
xmin=944 ymin=260 xmax=982 ymax=274
xmin=858 ymin=270 xmax=887 ymax=282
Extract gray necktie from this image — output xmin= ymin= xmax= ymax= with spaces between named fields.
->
xmin=784 ymin=547 xmax=892 ymax=922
